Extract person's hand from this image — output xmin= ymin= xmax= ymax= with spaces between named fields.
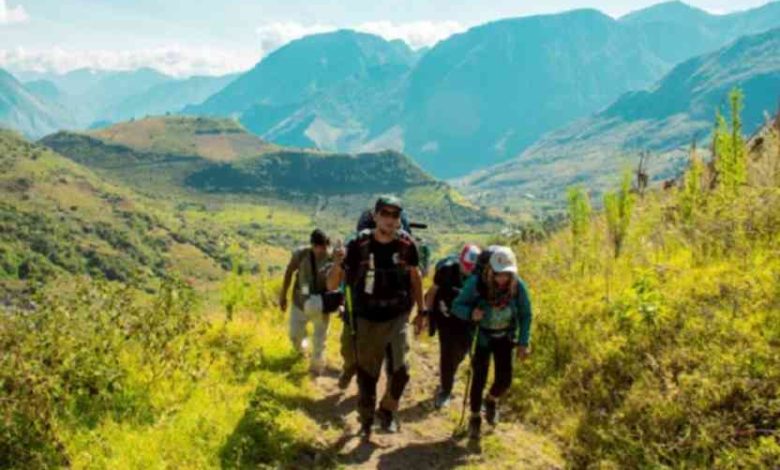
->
xmin=516 ymin=345 xmax=531 ymax=362
xmin=279 ymin=297 xmax=288 ymax=313
xmin=471 ymin=307 xmax=485 ymax=322
xmin=332 ymin=242 xmax=346 ymax=264
xmin=412 ymin=314 xmax=428 ymax=336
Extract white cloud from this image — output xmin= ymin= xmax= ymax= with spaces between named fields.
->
xmin=255 ymin=22 xmax=336 ymax=55
xmin=356 ymin=21 xmax=466 ymax=49
xmin=0 ymin=0 xmax=28 ymax=24
xmin=1 ymin=20 xmax=465 ymax=77
xmin=0 ymin=45 xmax=258 ymax=77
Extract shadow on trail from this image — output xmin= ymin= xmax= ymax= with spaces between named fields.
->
xmin=306 ymin=391 xmax=357 ymax=428
xmin=373 ymin=438 xmax=473 ymax=469
xmin=396 ymin=397 xmax=436 ymax=424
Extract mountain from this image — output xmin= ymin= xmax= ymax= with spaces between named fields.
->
xmin=462 ymin=28 xmax=780 ymax=208
xmin=190 ymin=30 xmax=417 ymax=115
xmin=185 ymin=30 xmax=418 ymax=152
xmin=103 ymin=74 xmax=239 ymax=123
xmin=13 ymin=68 xmax=237 ymax=130
xmin=15 ymin=68 xmax=176 ymax=128
xmin=620 ymin=1 xmax=712 ymax=25
xmin=180 ymin=2 xmax=780 ymax=179
xmin=400 ymin=9 xmax=666 ymax=178
xmin=40 ymin=116 xmax=496 ymax=232
xmin=401 ymin=3 xmax=780 ymax=178
xmin=620 ymin=1 xmax=780 ymax=65
xmin=0 ymin=69 xmax=74 ymax=138
xmin=23 ymin=80 xmax=64 ymax=103
xmin=73 ymin=68 xmax=175 ymax=126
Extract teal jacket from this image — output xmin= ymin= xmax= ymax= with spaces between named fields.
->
xmin=451 ymin=274 xmax=532 ymax=347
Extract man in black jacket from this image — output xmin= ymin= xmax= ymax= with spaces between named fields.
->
xmin=328 ymin=196 xmax=424 ymax=439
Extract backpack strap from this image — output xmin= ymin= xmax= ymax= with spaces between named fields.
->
xmin=308 ymin=249 xmax=318 ymax=295
xmin=347 ymin=229 xmax=373 ymax=285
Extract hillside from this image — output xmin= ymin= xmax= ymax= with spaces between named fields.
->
xmin=0 ymin=128 xmax=289 ymax=289
xmin=40 ymin=117 xmax=500 ymax=243
xmin=462 ymin=28 xmax=780 ymax=209
xmin=88 ymin=116 xmax=275 ymax=161
xmin=0 ymin=69 xmax=74 ymax=138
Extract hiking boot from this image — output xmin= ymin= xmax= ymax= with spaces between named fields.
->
xmin=309 ymin=358 xmax=325 ymax=377
xmin=434 ymin=389 xmax=452 ymax=410
xmin=337 ymin=370 xmax=354 ymax=390
xmin=359 ymin=420 xmax=373 ymax=440
xmin=376 ymin=407 xmax=399 ymax=433
xmin=484 ymin=397 xmax=499 ymax=426
xmin=468 ymin=415 xmax=481 ymax=439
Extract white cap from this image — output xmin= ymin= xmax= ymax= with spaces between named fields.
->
xmin=489 ymin=246 xmax=517 ymax=274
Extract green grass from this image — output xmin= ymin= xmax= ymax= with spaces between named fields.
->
xmin=501 ymin=184 xmax=780 ymax=467
xmin=61 ymin=313 xmax=322 ymax=469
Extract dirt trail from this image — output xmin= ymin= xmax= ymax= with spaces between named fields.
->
xmin=302 ymin=330 xmax=564 ymax=469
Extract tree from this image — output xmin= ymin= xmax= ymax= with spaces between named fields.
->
xmin=566 ymin=186 xmax=591 ymax=261
xmin=713 ymin=88 xmax=747 ymax=194
xmin=679 ymin=140 xmax=705 ymax=225
xmin=604 ymin=172 xmax=635 ymax=259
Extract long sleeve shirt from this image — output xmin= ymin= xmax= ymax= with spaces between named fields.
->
xmin=451 ymin=274 xmax=533 ymax=347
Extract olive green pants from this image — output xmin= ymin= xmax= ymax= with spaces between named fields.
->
xmin=353 ymin=313 xmax=411 ymax=424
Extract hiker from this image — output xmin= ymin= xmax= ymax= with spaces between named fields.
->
xmin=422 ymin=244 xmax=482 ymax=409
xmin=337 ymin=205 xmax=418 ymax=390
xmin=328 ymin=196 xmax=424 ymax=438
xmin=279 ymin=228 xmax=332 ymax=375
xmin=451 ymin=246 xmax=532 ymax=439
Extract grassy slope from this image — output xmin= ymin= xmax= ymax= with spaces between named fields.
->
xmin=0 ymin=129 xmax=289 ymax=294
xmin=498 ymin=122 xmax=780 ymax=467
xmin=58 ymin=302 xmax=564 ymax=469
xmin=90 ymin=116 xmax=277 ymax=162
xmin=41 ymin=116 xmax=504 ymax=253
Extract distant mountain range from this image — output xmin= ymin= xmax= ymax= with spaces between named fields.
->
xmin=0 ymin=69 xmax=75 ymax=138
xmin=461 ymin=27 xmax=780 ymax=207
xmin=3 ymin=1 xmax=780 ymax=188
xmin=183 ymin=1 xmax=780 ymax=178
xmin=1 ymin=68 xmax=238 ymax=136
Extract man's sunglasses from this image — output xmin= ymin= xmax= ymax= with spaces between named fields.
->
xmin=378 ymin=209 xmax=401 ymax=219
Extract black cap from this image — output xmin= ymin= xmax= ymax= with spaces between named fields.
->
xmin=310 ymin=229 xmax=330 ymax=246
xmin=374 ymin=195 xmax=403 ymax=213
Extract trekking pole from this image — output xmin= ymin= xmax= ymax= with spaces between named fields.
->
xmin=454 ymin=325 xmax=479 ymax=438
xmin=345 ymin=285 xmax=359 ymax=372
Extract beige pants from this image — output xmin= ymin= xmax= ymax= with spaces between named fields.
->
xmin=289 ymin=304 xmax=330 ymax=365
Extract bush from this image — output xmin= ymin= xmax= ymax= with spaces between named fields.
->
xmin=0 ymin=277 xmax=206 ymax=467
xmin=508 ymin=185 xmax=780 ymax=468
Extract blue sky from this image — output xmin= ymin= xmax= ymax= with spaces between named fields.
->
xmin=0 ymin=0 xmax=774 ymax=76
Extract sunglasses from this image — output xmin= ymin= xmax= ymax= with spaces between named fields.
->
xmin=378 ymin=209 xmax=401 ymax=219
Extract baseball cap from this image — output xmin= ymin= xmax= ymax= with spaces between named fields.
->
xmin=489 ymin=246 xmax=517 ymax=274
xmin=459 ymin=244 xmax=482 ymax=273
